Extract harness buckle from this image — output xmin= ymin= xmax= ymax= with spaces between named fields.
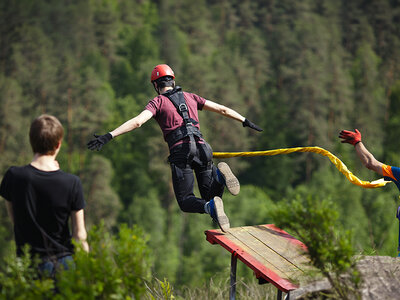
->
xmin=179 ymin=103 xmax=188 ymax=112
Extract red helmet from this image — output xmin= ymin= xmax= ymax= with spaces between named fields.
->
xmin=150 ymin=64 xmax=175 ymax=82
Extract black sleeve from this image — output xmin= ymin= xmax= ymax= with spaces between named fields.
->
xmin=0 ymin=168 xmax=13 ymax=201
xmin=71 ymin=177 xmax=85 ymax=211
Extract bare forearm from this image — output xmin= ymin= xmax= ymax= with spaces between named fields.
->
xmin=203 ymin=100 xmax=245 ymax=123
xmin=71 ymin=209 xmax=89 ymax=252
xmin=355 ymin=142 xmax=383 ymax=175
xmin=73 ymin=233 xmax=89 ymax=252
xmin=219 ymin=105 xmax=246 ymax=122
xmin=110 ymin=118 xmax=141 ymax=137
xmin=72 ymin=226 xmax=89 ymax=252
xmin=110 ymin=110 xmax=153 ymax=138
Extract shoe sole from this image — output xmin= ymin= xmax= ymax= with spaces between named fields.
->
xmin=218 ymin=162 xmax=240 ymax=196
xmin=213 ymin=196 xmax=230 ymax=232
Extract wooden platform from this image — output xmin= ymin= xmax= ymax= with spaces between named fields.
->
xmin=205 ymin=224 xmax=310 ymax=295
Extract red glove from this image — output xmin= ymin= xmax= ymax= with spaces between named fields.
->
xmin=339 ymin=129 xmax=361 ymax=146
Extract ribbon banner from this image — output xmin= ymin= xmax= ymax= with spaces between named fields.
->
xmin=213 ymin=146 xmax=389 ymax=189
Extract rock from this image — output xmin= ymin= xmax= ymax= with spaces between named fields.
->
xmin=291 ymin=256 xmax=400 ymax=299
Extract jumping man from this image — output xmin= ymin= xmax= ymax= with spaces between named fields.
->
xmin=88 ymin=64 xmax=262 ymax=232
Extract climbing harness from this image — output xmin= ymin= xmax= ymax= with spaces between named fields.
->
xmin=213 ymin=146 xmax=389 ymax=188
xmin=164 ymin=86 xmax=203 ymax=162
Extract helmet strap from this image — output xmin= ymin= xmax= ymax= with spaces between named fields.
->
xmin=152 ymin=81 xmax=175 ymax=95
xmin=152 ymin=82 xmax=161 ymax=95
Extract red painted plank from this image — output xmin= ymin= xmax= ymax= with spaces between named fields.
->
xmin=205 ymin=224 xmax=308 ymax=293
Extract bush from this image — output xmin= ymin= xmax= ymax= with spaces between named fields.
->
xmin=270 ymin=195 xmax=361 ymax=299
xmin=0 ymin=245 xmax=54 ymax=300
xmin=0 ymin=223 xmax=152 ymax=300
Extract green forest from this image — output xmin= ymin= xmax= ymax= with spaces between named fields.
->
xmin=1 ymin=0 xmax=400 ymax=298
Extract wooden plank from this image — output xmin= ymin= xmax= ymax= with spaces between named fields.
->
xmin=205 ymin=229 xmax=299 ymax=292
xmin=227 ymin=229 xmax=293 ymax=277
xmin=245 ymin=225 xmax=310 ymax=270
xmin=227 ymin=227 xmax=302 ymax=279
xmin=205 ymin=224 xmax=311 ymax=293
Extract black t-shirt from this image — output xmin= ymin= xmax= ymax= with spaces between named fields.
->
xmin=0 ymin=165 xmax=85 ymax=259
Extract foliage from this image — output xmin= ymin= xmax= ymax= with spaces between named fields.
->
xmin=271 ymin=195 xmax=361 ymax=299
xmin=55 ymin=222 xmax=152 ymax=299
xmin=146 ymin=278 xmax=176 ymax=300
xmin=1 ymin=0 xmax=400 ymax=295
xmin=80 ymin=155 xmax=122 ymax=227
xmin=0 ymin=223 xmax=152 ymax=300
xmin=0 ymin=245 xmax=55 ymax=300
xmin=0 ymin=202 xmax=13 ymax=261
xmin=162 ymin=277 xmax=277 ymax=300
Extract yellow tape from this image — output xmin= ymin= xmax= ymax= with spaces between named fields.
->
xmin=213 ymin=146 xmax=389 ymax=188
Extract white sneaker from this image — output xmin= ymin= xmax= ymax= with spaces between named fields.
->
xmin=209 ymin=196 xmax=230 ymax=232
xmin=217 ymin=162 xmax=240 ymax=196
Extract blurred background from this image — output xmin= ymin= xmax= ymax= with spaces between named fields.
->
xmin=1 ymin=0 xmax=400 ymax=290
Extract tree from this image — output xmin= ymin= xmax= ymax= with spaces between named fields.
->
xmin=0 ymin=75 xmax=30 ymax=172
xmin=351 ymin=43 xmax=385 ymax=157
xmin=81 ymin=155 xmax=121 ymax=227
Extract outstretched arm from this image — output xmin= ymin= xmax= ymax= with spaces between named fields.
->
xmin=110 ymin=109 xmax=153 ymax=138
xmin=87 ymin=109 xmax=153 ymax=151
xmin=339 ymin=129 xmax=383 ymax=175
xmin=203 ymin=100 xmax=245 ymax=122
xmin=354 ymin=142 xmax=383 ymax=175
xmin=203 ymin=100 xmax=262 ymax=131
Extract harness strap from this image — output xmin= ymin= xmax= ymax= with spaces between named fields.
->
xmin=165 ymin=126 xmax=203 ymax=148
xmin=164 ymin=87 xmax=202 ymax=162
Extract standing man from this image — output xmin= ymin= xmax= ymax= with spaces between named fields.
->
xmin=87 ymin=64 xmax=262 ymax=232
xmin=0 ymin=114 xmax=89 ymax=277
xmin=339 ymin=129 xmax=400 ymax=255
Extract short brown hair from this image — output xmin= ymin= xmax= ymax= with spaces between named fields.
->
xmin=29 ymin=115 xmax=64 ymax=155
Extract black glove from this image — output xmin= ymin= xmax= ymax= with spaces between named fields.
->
xmin=242 ymin=118 xmax=263 ymax=132
xmin=87 ymin=133 xmax=113 ymax=151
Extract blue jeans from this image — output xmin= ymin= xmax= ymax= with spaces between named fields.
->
xmin=38 ymin=255 xmax=74 ymax=277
